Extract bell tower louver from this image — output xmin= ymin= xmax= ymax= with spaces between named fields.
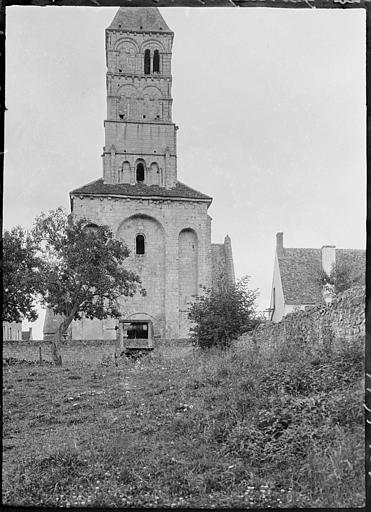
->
xmin=103 ymin=7 xmax=177 ymax=189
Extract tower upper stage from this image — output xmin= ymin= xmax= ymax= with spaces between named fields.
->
xmin=103 ymin=7 xmax=177 ymax=189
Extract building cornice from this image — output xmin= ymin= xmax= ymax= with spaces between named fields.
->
xmin=70 ymin=192 xmax=211 ymax=204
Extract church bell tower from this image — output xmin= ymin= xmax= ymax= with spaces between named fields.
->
xmin=63 ymin=7 xmax=235 ymax=342
xmin=103 ymin=8 xmax=177 ymax=189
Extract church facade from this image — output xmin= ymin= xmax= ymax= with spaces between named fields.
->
xmin=44 ymin=7 xmax=234 ymax=341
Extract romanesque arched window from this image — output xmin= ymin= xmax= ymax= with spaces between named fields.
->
xmin=153 ymin=50 xmax=160 ymax=73
xmin=144 ymin=49 xmax=151 ymax=74
xmin=136 ymin=162 xmax=145 ymax=182
xmin=136 ymin=234 xmax=145 ymax=255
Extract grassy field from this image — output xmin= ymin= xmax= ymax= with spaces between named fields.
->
xmin=3 ymin=339 xmax=364 ymax=508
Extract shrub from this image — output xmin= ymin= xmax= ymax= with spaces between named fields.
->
xmin=317 ymin=260 xmax=364 ymax=295
xmin=188 ymin=276 xmax=260 ymax=350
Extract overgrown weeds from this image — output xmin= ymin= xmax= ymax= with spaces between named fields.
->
xmin=2 ymin=339 xmax=364 ymax=507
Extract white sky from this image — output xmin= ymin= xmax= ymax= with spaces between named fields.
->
xmin=4 ymin=6 xmax=366 ymax=339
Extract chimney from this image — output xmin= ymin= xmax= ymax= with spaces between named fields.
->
xmin=276 ymin=232 xmax=284 ymax=257
xmin=321 ymin=245 xmax=336 ymax=276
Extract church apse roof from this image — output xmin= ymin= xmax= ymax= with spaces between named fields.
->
xmin=70 ymin=178 xmax=212 ymax=202
xmin=107 ymin=7 xmax=173 ymax=33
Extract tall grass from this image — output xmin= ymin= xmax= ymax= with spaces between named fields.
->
xmin=180 ymin=339 xmax=364 ymax=507
xmin=3 ymin=337 xmax=364 ymax=507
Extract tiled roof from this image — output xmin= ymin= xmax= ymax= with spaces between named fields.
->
xmin=279 ymin=247 xmax=366 ymax=305
xmin=108 ymin=7 xmax=173 ymax=33
xmin=279 ymin=248 xmax=323 ymax=305
xmin=336 ymin=249 xmax=366 ymax=284
xmin=70 ymin=178 xmax=212 ymax=202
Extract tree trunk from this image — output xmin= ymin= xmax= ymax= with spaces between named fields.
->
xmin=50 ymin=326 xmax=63 ymax=367
xmin=50 ymin=303 xmax=80 ymax=366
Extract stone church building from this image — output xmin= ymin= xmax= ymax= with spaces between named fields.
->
xmin=44 ymin=7 xmax=234 ymax=341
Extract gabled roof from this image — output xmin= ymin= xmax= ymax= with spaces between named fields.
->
xmin=70 ymin=178 xmax=212 ymax=202
xmin=278 ymin=247 xmax=365 ymax=305
xmin=278 ymin=248 xmax=323 ymax=305
xmin=107 ymin=7 xmax=173 ymax=34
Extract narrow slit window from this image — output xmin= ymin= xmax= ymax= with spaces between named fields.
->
xmin=136 ymin=163 xmax=145 ymax=182
xmin=136 ymin=235 xmax=145 ymax=255
xmin=144 ymin=49 xmax=151 ymax=74
xmin=153 ymin=50 xmax=160 ymax=73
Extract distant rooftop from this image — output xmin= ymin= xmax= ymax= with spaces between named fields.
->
xmin=278 ymin=247 xmax=365 ymax=305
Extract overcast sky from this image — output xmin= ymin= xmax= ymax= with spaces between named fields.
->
xmin=4 ymin=6 xmax=366 ymax=338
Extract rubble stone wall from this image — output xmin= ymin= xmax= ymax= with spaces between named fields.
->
xmin=244 ymin=285 xmax=365 ymax=355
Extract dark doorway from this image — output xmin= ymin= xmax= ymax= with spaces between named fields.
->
xmin=124 ymin=322 xmax=149 ymax=340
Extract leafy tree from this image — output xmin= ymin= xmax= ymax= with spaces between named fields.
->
xmin=33 ymin=208 xmax=144 ymax=365
xmin=2 ymin=226 xmax=43 ymax=323
xmin=188 ymin=275 xmax=260 ymax=350
xmin=317 ymin=260 xmax=364 ymax=295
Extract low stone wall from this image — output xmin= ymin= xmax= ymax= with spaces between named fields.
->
xmin=3 ymin=338 xmax=192 ymax=364
xmin=243 ymin=285 xmax=365 ymax=355
xmin=3 ymin=339 xmax=117 ymax=364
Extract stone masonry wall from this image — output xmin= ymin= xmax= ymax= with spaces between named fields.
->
xmin=71 ymin=194 xmax=212 ymax=339
xmin=211 ymin=244 xmax=226 ymax=289
xmin=244 ymin=285 xmax=365 ymax=355
xmin=3 ymin=339 xmax=117 ymax=365
xmin=3 ymin=338 xmax=192 ymax=365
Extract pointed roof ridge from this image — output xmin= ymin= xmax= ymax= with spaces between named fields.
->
xmin=107 ymin=7 xmax=173 ymax=34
